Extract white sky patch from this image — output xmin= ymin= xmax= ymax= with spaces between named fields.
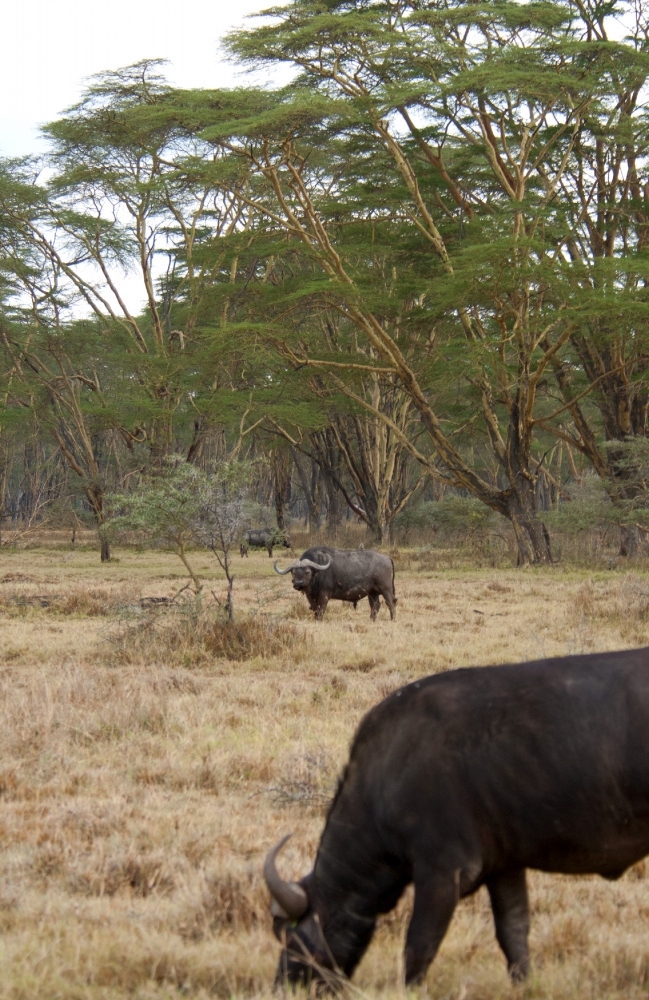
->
xmin=1 ymin=0 xmax=293 ymax=318
xmin=0 ymin=0 xmax=275 ymax=158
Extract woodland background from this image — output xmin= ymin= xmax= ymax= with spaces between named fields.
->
xmin=3 ymin=0 xmax=649 ymax=566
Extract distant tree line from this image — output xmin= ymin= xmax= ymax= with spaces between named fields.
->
xmin=3 ymin=0 xmax=649 ymax=563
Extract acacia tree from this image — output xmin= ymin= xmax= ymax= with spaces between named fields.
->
xmin=0 ymin=68 xmax=270 ymax=557
xmin=519 ymin=2 xmax=649 ymax=555
xmin=193 ymin=461 xmax=252 ymax=621
xmin=219 ymin=0 xmax=649 ymax=563
xmin=0 ymin=160 xmax=134 ymax=560
xmin=268 ymin=380 xmax=427 ymax=543
xmin=37 ymin=62 xmax=267 ymax=460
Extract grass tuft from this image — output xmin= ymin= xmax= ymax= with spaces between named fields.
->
xmin=109 ymin=601 xmax=308 ymax=664
xmin=571 ymin=574 xmax=649 ymax=642
xmin=204 ymin=617 xmax=307 ymax=661
xmin=341 ymin=656 xmax=384 ymax=673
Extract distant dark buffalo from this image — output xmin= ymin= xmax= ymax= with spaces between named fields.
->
xmin=240 ymin=528 xmax=291 ymax=558
xmin=274 ymin=545 xmax=396 ymax=620
xmin=265 ymin=648 xmax=649 ymax=988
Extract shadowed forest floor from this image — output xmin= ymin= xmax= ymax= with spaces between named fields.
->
xmin=0 ymin=541 xmax=649 ymax=999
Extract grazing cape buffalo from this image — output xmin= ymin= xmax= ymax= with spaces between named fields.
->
xmin=265 ymin=647 xmax=649 ymax=988
xmin=240 ymin=528 xmax=290 ymax=558
xmin=274 ymin=545 xmax=396 ymax=620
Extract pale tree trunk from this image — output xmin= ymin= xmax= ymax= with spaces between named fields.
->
xmin=227 ymin=73 xmax=582 ymax=568
xmin=505 ymin=493 xmax=552 ymax=566
xmin=503 ymin=402 xmax=553 ymax=565
xmin=85 ymin=482 xmax=111 ymax=562
xmin=291 ymin=449 xmax=321 ymax=531
xmin=322 ymin=469 xmax=342 ymax=539
xmin=619 ymin=524 xmax=642 ymax=558
xmin=272 ymin=451 xmax=290 ymax=531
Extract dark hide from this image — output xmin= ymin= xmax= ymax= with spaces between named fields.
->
xmin=287 ymin=546 xmax=396 ymax=621
xmin=272 ymin=647 xmax=649 ymax=987
xmin=241 ymin=528 xmax=290 ymax=558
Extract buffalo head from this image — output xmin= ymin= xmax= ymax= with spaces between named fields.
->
xmin=264 ymin=835 xmax=334 ymax=989
xmin=273 ymin=555 xmax=331 ymax=591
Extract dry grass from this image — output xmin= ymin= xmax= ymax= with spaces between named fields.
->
xmin=571 ymin=573 xmax=649 ymax=642
xmin=0 ymin=544 xmax=649 ymax=998
xmin=107 ymin=600 xmax=309 ymax=665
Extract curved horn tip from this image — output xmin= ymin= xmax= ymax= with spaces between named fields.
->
xmin=264 ymin=834 xmax=308 ymax=920
xmin=274 ymin=560 xmax=293 ymax=575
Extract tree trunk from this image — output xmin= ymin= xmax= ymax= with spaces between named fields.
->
xmin=272 ymin=452 xmax=289 ymax=531
xmin=505 ymin=493 xmax=552 ymax=565
xmin=361 ymin=492 xmax=384 ymax=545
xmin=86 ymin=482 xmax=111 ymax=563
xmin=322 ymin=470 xmax=342 ymax=539
xmin=291 ymin=450 xmax=321 ymax=531
xmin=619 ymin=524 xmax=642 ymax=558
xmin=187 ymin=418 xmax=206 ymax=465
xmin=499 ymin=402 xmax=553 ymax=566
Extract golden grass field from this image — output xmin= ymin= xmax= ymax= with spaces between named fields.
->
xmin=1 ymin=535 xmax=649 ymax=1000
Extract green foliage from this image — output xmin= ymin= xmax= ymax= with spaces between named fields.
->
xmin=544 ymin=479 xmax=618 ymax=532
xmin=109 ymin=458 xmax=253 ymax=607
xmin=394 ymin=495 xmax=498 ymax=539
xmin=109 ymin=461 xmax=207 ymax=549
xmin=6 ymin=0 xmax=649 ymax=562
xmin=431 ymin=496 xmax=499 ymax=534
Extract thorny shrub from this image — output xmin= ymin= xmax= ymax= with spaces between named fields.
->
xmin=204 ymin=617 xmax=305 ymax=660
xmin=107 ymin=598 xmax=308 ymax=665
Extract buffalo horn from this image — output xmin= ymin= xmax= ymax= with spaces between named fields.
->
xmin=274 ymin=557 xmax=332 ymax=575
xmin=274 ymin=560 xmax=298 ymax=575
xmin=263 ymin=834 xmax=308 ymax=920
xmin=298 ymin=557 xmax=331 ymax=571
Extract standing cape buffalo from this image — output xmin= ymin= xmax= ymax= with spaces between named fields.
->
xmin=240 ymin=528 xmax=290 ymax=558
xmin=265 ymin=648 xmax=649 ymax=987
xmin=273 ymin=545 xmax=396 ymax=620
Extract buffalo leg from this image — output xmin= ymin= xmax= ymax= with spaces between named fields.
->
xmin=368 ymin=593 xmax=381 ymax=620
xmin=404 ymin=872 xmax=457 ymax=984
xmin=314 ymin=595 xmax=329 ymax=620
xmin=381 ymin=588 xmax=396 ymax=620
xmin=486 ymin=869 xmax=530 ymax=980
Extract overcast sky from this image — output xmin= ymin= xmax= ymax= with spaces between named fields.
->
xmin=0 ymin=0 xmax=274 ymax=157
